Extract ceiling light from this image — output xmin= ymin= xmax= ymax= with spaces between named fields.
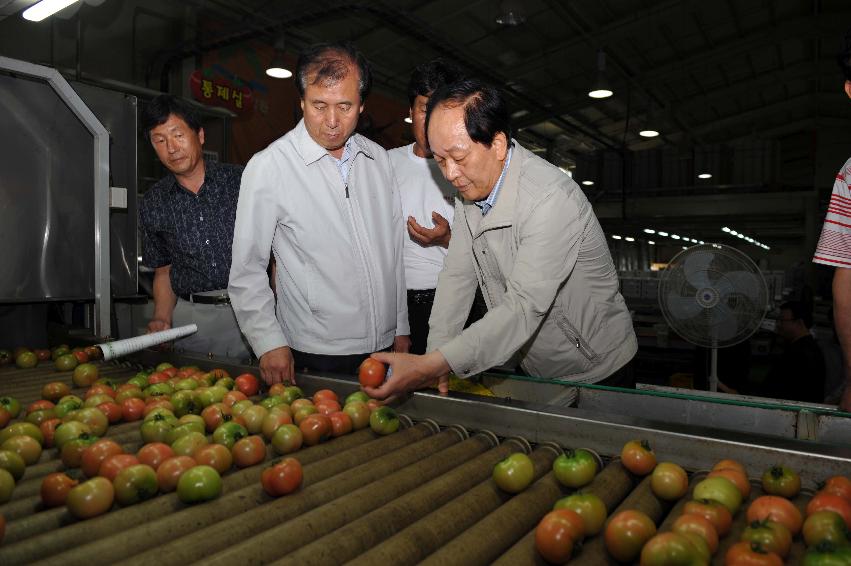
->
xmin=698 ymin=173 xmax=712 ymax=179
xmin=699 ymin=241 xmax=705 ymax=245
xmin=639 ymin=129 xmax=659 ymax=138
xmin=403 ymin=117 xmax=412 ymax=124
xmin=495 ymin=0 xmax=526 ymax=26
xmin=729 ymin=230 xmax=738 ymax=236
xmin=658 ymin=231 xmax=669 ymax=237
xmin=265 ymin=35 xmax=292 ymax=79
xmin=648 ymin=241 xmax=655 ymax=245
xmin=682 ymin=246 xmax=688 ymax=250
xmin=582 ymin=180 xmax=594 ymax=186
xmin=612 ymin=235 xmax=622 ymax=240
xmin=625 ymin=237 xmax=635 ymax=242
xmin=588 ymin=50 xmax=613 ymax=99
xmin=671 ymin=235 xmax=680 ymax=240
xmin=643 ymin=228 xmax=655 ymax=234
xmin=23 ymin=0 xmax=81 ymax=21
xmin=722 ymin=227 xmax=731 ymax=233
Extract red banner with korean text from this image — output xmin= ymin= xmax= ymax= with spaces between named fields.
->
xmin=189 ymin=70 xmax=254 ymax=114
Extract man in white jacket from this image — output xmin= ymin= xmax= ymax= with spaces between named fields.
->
xmin=229 ymin=42 xmax=410 ymax=385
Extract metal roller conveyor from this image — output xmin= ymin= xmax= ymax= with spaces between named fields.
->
xmin=0 ymin=350 xmax=848 ymax=565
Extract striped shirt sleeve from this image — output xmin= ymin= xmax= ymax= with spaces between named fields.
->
xmin=814 ymin=157 xmax=851 ymax=267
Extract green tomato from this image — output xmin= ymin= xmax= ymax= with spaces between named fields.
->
xmin=271 ymin=424 xmax=303 ymax=455
xmin=554 ymin=492 xmax=608 ymax=535
xmin=369 ymin=406 xmax=400 ymax=436
xmin=155 ymin=362 xmax=174 ymax=372
xmin=803 ymin=544 xmax=851 ymax=566
xmin=212 ymin=422 xmax=248 ymax=450
xmin=140 ymin=416 xmax=175 ymax=444
xmin=173 ymin=378 xmax=199 ymax=392
xmin=692 ymin=476 xmax=742 ymax=515
xmin=552 ymin=448 xmax=598 ymax=488
xmin=344 ymin=391 xmax=371 ymax=406
xmin=171 ymin=431 xmax=209 ymax=457
xmin=214 ymin=377 xmax=234 ymax=390
xmin=52 ymin=421 xmax=92 ymax=449
xmin=170 ymin=390 xmax=201 ymax=417
xmin=493 ymin=452 xmax=534 ymax=494
xmin=0 ymin=449 xmax=26 ymax=480
xmin=0 ymin=421 xmax=44 ymax=446
xmin=0 ymin=468 xmax=16 ymax=503
xmin=803 ymin=511 xmax=851 ymax=548
xmin=143 ymin=407 xmax=177 ymax=423
xmin=127 ymin=375 xmax=149 ymax=389
xmin=145 ymin=383 xmax=174 ymax=399
xmin=167 ymin=421 xmax=205 ymax=444
xmin=259 ymin=396 xmax=285 ymax=411
xmin=177 ymin=465 xmax=222 ymax=503
xmin=281 ymin=386 xmax=304 ymax=405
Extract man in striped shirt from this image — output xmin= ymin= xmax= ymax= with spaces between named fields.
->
xmin=813 ymin=36 xmax=851 ymax=411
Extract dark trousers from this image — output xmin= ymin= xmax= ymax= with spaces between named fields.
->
xmin=290 ymin=349 xmax=371 ymax=378
xmin=596 ymin=358 xmax=636 ymax=389
xmin=408 ymin=287 xmax=490 ymax=355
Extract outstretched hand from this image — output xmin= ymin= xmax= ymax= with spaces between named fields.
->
xmin=407 ymin=212 xmax=451 ymax=248
xmin=362 ymin=350 xmax=450 ymax=403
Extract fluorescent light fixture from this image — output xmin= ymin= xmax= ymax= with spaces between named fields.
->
xmin=403 ymin=117 xmax=412 ymax=124
xmin=648 ymin=240 xmax=655 ymax=245
xmin=588 ymin=50 xmax=614 ymax=99
xmin=722 ymin=227 xmax=731 ymax=233
xmin=730 ymin=230 xmax=738 ymax=236
xmin=612 ymin=235 xmax=622 ymax=240
xmin=639 ymin=129 xmax=659 ymax=138
xmin=698 ymin=173 xmax=712 ymax=179
xmin=658 ymin=231 xmax=669 ymax=237
xmin=137 ymin=256 xmax=143 ymax=262
xmin=699 ymin=241 xmax=705 ymax=245
xmin=671 ymin=234 xmax=680 ymax=240
xmin=265 ymin=67 xmax=292 ymax=79
xmin=682 ymin=246 xmax=688 ymax=250
xmin=581 ymin=180 xmax=594 ymax=186
xmin=23 ymin=0 xmax=80 ymax=21
xmin=643 ymin=228 xmax=655 ymax=234
xmin=588 ymin=88 xmax=614 ymax=99
xmin=625 ymin=237 xmax=635 ymax=242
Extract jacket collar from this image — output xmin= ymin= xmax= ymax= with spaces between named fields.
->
xmin=293 ymin=118 xmax=374 ymax=166
xmin=474 ymin=140 xmax=524 ymax=235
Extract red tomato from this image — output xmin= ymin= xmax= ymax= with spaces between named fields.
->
xmin=713 ymin=459 xmax=747 ymax=475
xmin=747 ymin=495 xmax=803 ymax=535
xmin=113 ymin=464 xmax=159 ymax=505
xmin=683 ymin=499 xmax=733 ymax=536
xmin=725 ymin=541 xmax=783 ymax=565
xmin=97 ymin=402 xmax=123 ymax=424
xmin=650 ymin=462 xmax=689 ymax=501
xmin=620 ymin=440 xmax=656 ymax=476
xmin=65 ymin=476 xmax=114 ymax=519
xmin=0 ymin=513 xmax=4 ymax=544
xmin=41 ymin=472 xmax=79 ymax=507
xmin=709 ymin=466 xmax=751 ymax=499
xmin=194 ymin=443 xmax=233 ymax=474
xmin=234 ymin=374 xmax=260 ymax=397
xmin=86 ymin=384 xmax=116 ymax=399
xmin=42 ymin=381 xmax=70 ymax=403
xmin=147 ymin=371 xmax=169 ymax=385
xmin=201 ymin=403 xmax=232 ymax=432
xmin=121 ymin=398 xmax=145 ymax=421
xmin=312 ymin=389 xmax=338 ymax=404
xmin=806 ymin=492 xmax=851 ymax=529
xmin=0 ymin=409 xmax=10 ymax=429
xmin=81 ymin=439 xmax=124 ymax=478
xmin=328 ymin=411 xmax=353 ymax=437
xmin=72 ymin=350 xmax=90 ymax=364
xmin=143 ymin=399 xmax=174 ymax=415
xmin=268 ymin=383 xmax=287 ymax=397
xmin=672 ymin=513 xmax=719 ymax=554
xmin=98 ymin=453 xmax=139 ymax=482
xmin=39 ymin=418 xmax=62 ymax=448
xmin=136 ymin=443 xmax=174 ymax=471
xmin=358 ymin=358 xmax=386 ymax=388
xmin=223 ymin=390 xmax=248 ymax=408
xmin=366 ymin=399 xmax=381 ymax=412
xmin=315 ymin=400 xmax=341 ymax=416
xmin=821 ymin=476 xmax=851 ymax=502
xmin=156 ymin=456 xmax=196 ymax=492
xmin=299 ymin=413 xmax=332 ymax=446
xmin=261 ymin=457 xmax=303 ymax=496
xmin=27 ymin=399 xmax=55 ymax=413
xmin=604 ymin=509 xmax=657 ymax=563
xmin=231 ymin=435 xmax=267 ymax=468
xmin=535 ymin=509 xmax=584 ymax=564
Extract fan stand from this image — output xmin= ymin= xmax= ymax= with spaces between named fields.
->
xmin=709 ymin=344 xmax=718 ymax=392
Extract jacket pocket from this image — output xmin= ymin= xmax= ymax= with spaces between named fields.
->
xmin=553 ymin=306 xmax=599 ymax=363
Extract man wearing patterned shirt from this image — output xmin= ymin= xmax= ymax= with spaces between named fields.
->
xmin=812 ymin=37 xmax=851 ymax=411
xmin=139 ymin=95 xmax=251 ymax=359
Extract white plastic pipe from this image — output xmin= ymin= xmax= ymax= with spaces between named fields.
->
xmin=97 ymin=324 xmax=198 ymax=360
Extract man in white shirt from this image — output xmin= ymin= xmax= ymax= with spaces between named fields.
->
xmin=389 ymin=59 xmax=462 ymax=354
xmin=229 ymin=42 xmax=410 ymax=385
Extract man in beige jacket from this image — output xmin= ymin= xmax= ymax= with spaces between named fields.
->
xmin=365 ymin=78 xmax=636 ymax=404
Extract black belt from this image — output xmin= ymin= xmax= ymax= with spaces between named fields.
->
xmin=178 ymin=293 xmax=230 ymax=305
xmin=407 ymin=288 xmax=436 ymax=305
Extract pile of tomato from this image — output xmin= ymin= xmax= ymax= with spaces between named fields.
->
xmin=490 ymin=437 xmax=851 ymax=565
xmin=0 ymin=358 xmax=399 ymax=545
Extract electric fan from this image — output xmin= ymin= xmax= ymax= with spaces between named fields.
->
xmin=658 ymin=244 xmax=769 ymax=391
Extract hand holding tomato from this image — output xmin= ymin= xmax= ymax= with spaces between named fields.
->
xmin=362 ymin=351 xmax=451 ymax=402
xmin=259 ymin=346 xmax=295 ymax=386
xmin=358 ymin=358 xmax=387 ymax=388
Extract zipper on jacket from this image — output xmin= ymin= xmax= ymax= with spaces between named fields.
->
xmin=553 ymin=309 xmax=599 ymax=362
xmin=342 ymin=162 xmax=379 ymax=349
xmin=465 ymin=212 xmax=494 ymax=308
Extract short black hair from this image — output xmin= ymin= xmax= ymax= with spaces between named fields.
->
xmin=295 ymin=41 xmax=372 ymax=102
xmin=141 ymin=95 xmax=201 ymax=141
xmin=407 ymin=58 xmax=463 ymax=106
xmin=780 ymin=301 xmax=813 ymax=328
xmin=839 ymin=29 xmax=851 ymax=81
xmin=425 ymin=78 xmax=512 ymax=148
